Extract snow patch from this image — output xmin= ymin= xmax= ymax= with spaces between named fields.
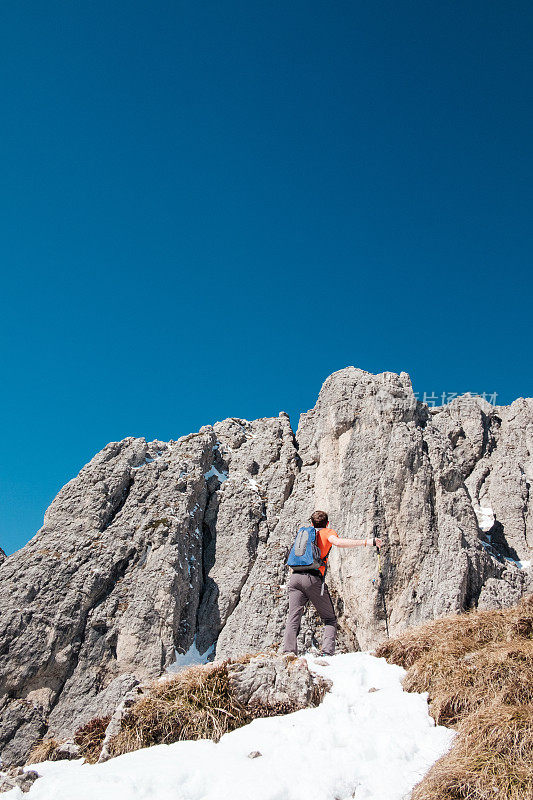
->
xmin=204 ymin=466 xmax=228 ymax=482
xmin=166 ymin=635 xmax=216 ymax=674
xmin=132 ymin=453 xmax=165 ymax=470
xmin=474 ymin=504 xmax=495 ymax=532
xmin=504 ymin=557 xmax=531 ymax=570
xmin=15 ymin=653 xmax=454 ymax=800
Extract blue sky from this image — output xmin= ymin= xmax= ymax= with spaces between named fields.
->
xmin=1 ymin=1 xmax=532 ymax=555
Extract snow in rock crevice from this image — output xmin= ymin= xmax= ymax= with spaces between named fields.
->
xmin=474 ymin=503 xmax=495 ymax=532
xmin=204 ymin=465 xmax=229 ymax=482
xmin=166 ymin=635 xmax=215 ymax=674
xmin=131 ymin=452 xmax=165 ymax=471
xmin=9 ymin=652 xmax=455 ymax=800
xmin=504 ymin=557 xmax=531 ymax=570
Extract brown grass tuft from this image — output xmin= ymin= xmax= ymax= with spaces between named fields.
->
xmin=403 ymin=639 xmax=533 ymax=726
xmin=375 ymin=593 xmax=533 ymax=799
xmin=375 ymin=594 xmax=533 ymax=671
xmin=108 ymin=663 xmax=247 ymax=757
xmin=74 ymin=716 xmax=111 ymax=764
xmin=411 ymin=703 xmax=533 ymax=800
xmin=27 ymin=738 xmax=61 ymax=764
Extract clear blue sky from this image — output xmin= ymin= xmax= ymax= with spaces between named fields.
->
xmin=1 ymin=1 xmax=532 ymax=555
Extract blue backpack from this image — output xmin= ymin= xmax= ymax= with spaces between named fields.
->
xmin=287 ymin=525 xmax=331 ymax=575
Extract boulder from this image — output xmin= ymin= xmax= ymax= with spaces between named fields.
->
xmin=226 ymin=654 xmax=331 ymax=712
xmin=0 ymin=768 xmax=40 ymax=794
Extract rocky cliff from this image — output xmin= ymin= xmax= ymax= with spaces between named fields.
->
xmin=1 ymin=367 xmax=531 ymax=765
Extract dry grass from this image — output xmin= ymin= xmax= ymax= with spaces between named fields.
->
xmin=375 ymin=593 xmax=533 ymax=799
xmin=106 ymin=652 xmax=327 ymax=760
xmin=74 ymin=716 xmax=111 ymax=764
xmin=403 ymin=639 xmax=533 ymax=726
xmin=411 ymin=704 xmax=533 ymax=800
xmin=375 ymin=594 xmax=533 ymax=726
xmin=376 ymin=594 xmax=533 ymax=671
xmin=107 ymin=663 xmax=248 ymax=757
xmin=27 ymin=738 xmax=60 ymax=764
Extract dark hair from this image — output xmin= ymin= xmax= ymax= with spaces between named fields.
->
xmin=310 ymin=510 xmax=328 ymax=528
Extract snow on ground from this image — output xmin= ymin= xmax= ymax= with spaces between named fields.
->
xmin=5 ymin=653 xmax=455 ymax=800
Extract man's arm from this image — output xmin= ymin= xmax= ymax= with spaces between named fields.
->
xmin=327 ymin=534 xmax=383 ymax=548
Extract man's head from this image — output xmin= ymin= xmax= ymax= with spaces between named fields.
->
xmin=310 ymin=510 xmax=329 ymax=529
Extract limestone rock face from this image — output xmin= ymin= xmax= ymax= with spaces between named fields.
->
xmin=0 ymin=366 xmax=531 ymax=765
xmin=195 ymin=415 xmax=299 ymax=655
xmin=226 ymin=654 xmax=331 ymax=711
xmin=429 ymin=395 xmax=533 ymax=609
xmin=0 ymin=547 xmax=5 ymax=566
xmin=430 ymin=396 xmax=533 ymax=561
xmin=0 ymin=432 xmax=215 ymax=763
xmin=215 ymin=368 xmax=528 ymax=658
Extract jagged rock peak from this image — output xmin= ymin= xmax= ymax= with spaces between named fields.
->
xmin=0 ymin=366 xmax=531 ymax=766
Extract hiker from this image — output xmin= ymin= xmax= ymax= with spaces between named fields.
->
xmin=282 ymin=510 xmax=383 ymax=657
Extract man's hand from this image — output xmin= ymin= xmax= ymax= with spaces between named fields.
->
xmin=374 ymin=538 xmax=384 ymax=548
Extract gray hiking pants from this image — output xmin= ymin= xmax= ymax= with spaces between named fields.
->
xmin=282 ymin=571 xmax=337 ymax=656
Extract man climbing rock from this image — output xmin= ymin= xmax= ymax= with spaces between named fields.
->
xmin=282 ymin=510 xmax=383 ymax=657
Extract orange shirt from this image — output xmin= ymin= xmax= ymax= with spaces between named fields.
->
xmin=315 ymin=527 xmax=336 ymax=576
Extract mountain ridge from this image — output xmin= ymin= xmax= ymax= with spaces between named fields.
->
xmin=1 ymin=366 xmax=531 ymax=765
